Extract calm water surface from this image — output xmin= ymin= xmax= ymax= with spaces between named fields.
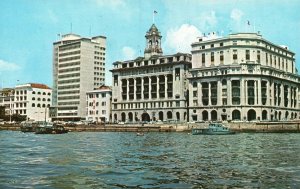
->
xmin=1 ymin=131 xmax=300 ymax=188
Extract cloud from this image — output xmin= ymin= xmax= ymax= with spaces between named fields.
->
xmin=0 ymin=59 xmax=21 ymax=71
xmin=199 ymin=11 xmax=217 ymax=30
xmin=231 ymin=9 xmax=244 ymax=22
xmin=122 ymin=46 xmax=136 ymax=60
xmin=165 ymin=24 xmax=202 ymax=53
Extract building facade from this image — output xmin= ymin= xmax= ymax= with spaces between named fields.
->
xmin=0 ymin=83 xmax=52 ymax=121
xmin=111 ymin=24 xmax=192 ymax=123
xmin=188 ymin=33 xmax=300 ymax=122
xmin=86 ymin=85 xmax=112 ymax=123
xmin=0 ymin=88 xmax=14 ymax=121
xmin=52 ymin=33 xmax=106 ymax=121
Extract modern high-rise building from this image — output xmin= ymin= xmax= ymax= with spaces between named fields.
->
xmin=52 ymin=33 xmax=106 ymax=121
xmin=188 ymin=33 xmax=300 ymax=122
xmin=111 ymin=24 xmax=192 ymax=123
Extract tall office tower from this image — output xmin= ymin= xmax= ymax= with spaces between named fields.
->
xmin=189 ymin=33 xmax=300 ymax=122
xmin=52 ymin=34 xmax=106 ymax=121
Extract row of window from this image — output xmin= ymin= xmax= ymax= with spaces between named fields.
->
xmin=32 ymin=103 xmax=51 ymax=108
xmin=87 ymin=93 xmax=107 ymax=98
xmin=88 ymin=110 xmax=106 ymax=115
xmin=114 ymin=101 xmax=181 ymax=110
xmin=88 ymin=101 xmax=106 ymax=106
xmin=59 ymin=50 xmax=80 ymax=57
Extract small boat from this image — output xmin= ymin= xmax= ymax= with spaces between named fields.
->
xmin=192 ymin=123 xmax=235 ymax=135
xmin=35 ymin=122 xmax=68 ymax=134
xmin=136 ymin=132 xmax=144 ymax=136
xmin=20 ymin=122 xmax=36 ymax=132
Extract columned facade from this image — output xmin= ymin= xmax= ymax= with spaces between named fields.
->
xmin=111 ymin=24 xmax=192 ymax=123
xmin=189 ymin=33 xmax=300 ymax=122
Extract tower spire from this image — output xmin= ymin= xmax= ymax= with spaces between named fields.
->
xmin=144 ymin=24 xmax=163 ymax=59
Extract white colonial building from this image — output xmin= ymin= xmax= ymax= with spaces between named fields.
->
xmin=111 ymin=24 xmax=192 ymax=123
xmin=0 ymin=83 xmax=52 ymax=121
xmin=86 ymin=85 xmax=112 ymax=123
xmin=52 ymin=33 xmax=106 ymax=121
xmin=188 ymin=33 xmax=300 ymax=122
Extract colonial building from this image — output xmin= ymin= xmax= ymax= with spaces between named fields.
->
xmin=188 ymin=33 xmax=300 ymax=122
xmin=52 ymin=33 xmax=106 ymax=121
xmin=111 ymin=24 xmax=192 ymax=123
xmin=86 ymin=85 xmax=112 ymax=123
xmin=0 ymin=83 xmax=52 ymax=121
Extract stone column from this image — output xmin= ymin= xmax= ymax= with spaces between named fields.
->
xmin=165 ymin=75 xmax=168 ymax=98
xmin=265 ymin=80 xmax=269 ymax=106
xmin=141 ymin=78 xmax=144 ymax=100
xmin=134 ymin=78 xmax=136 ymax=100
xmin=208 ymin=82 xmax=211 ymax=106
xmin=280 ymin=84 xmax=284 ymax=107
xmin=198 ymin=81 xmax=202 ymax=106
xmin=149 ymin=77 xmax=152 ymax=99
xmin=126 ymin=79 xmax=129 ymax=99
xmin=157 ymin=76 xmax=160 ymax=98
xmin=217 ymin=80 xmax=222 ymax=105
xmin=227 ymin=80 xmax=232 ymax=106
xmin=254 ymin=80 xmax=257 ymax=105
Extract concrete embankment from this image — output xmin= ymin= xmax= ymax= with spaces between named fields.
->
xmin=1 ymin=121 xmax=300 ymax=133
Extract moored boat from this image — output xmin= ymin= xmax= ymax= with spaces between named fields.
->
xmin=192 ymin=123 xmax=235 ymax=135
xmin=20 ymin=122 xmax=35 ymax=132
xmin=35 ymin=122 xmax=68 ymax=134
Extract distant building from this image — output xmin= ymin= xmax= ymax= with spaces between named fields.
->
xmin=111 ymin=24 xmax=192 ymax=123
xmin=52 ymin=33 xmax=106 ymax=121
xmin=86 ymin=85 xmax=112 ymax=123
xmin=0 ymin=83 xmax=52 ymax=121
xmin=0 ymin=88 xmax=14 ymax=119
xmin=188 ymin=33 xmax=300 ymax=122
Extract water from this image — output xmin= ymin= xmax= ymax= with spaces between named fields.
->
xmin=1 ymin=131 xmax=300 ymax=188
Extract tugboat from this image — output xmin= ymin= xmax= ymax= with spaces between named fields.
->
xmin=192 ymin=123 xmax=235 ymax=135
xmin=35 ymin=122 xmax=68 ymax=134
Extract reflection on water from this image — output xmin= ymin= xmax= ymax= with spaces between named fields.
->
xmin=1 ymin=131 xmax=300 ymax=188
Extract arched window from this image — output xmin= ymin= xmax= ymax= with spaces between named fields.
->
xmin=37 ymin=104 xmax=41 ymax=107
xmin=262 ymin=110 xmax=268 ymax=120
xmin=232 ymin=110 xmax=241 ymax=120
xmin=42 ymin=104 xmax=46 ymax=108
xmin=32 ymin=103 xmax=35 ymax=107
xmin=32 ymin=91 xmax=36 ymax=94
xmin=37 ymin=92 xmax=41 ymax=95
xmin=202 ymin=110 xmax=208 ymax=121
xmin=37 ymin=98 xmax=41 ymax=101
xmin=42 ymin=92 xmax=46 ymax=95
xmin=32 ymin=97 xmax=35 ymax=100
xmin=211 ymin=110 xmax=217 ymax=121
xmin=247 ymin=109 xmax=256 ymax=121
xmin=167 ymin=111 xmax=172 ymax=119
xmin=42 ymin=98 xmax=46 ymax=101
xmin=48 ymin=92 xmax=51 ymax=96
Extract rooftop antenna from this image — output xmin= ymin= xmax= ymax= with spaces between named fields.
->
xmin=70 ymin=23 xmax=72 ymax=33
xmin=153 ymin=10 xmax=157 ymax=24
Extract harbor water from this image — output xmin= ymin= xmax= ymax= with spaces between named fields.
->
xmin=1 ymin=131 xmax=300 ymax=188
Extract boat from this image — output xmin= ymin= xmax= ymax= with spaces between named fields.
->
xmin=20 ymin=122 xmax=36 ymax=132
xmin=136 ymin=132 xmax=144 ymax=136
xmin=192 ymin=123 xmax=235 ymax=135
xmin=35 ymin=122 xmax=68 ymax=134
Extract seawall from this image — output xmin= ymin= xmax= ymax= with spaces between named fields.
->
xmin=1 ymin=121 xmax=300 ymax=133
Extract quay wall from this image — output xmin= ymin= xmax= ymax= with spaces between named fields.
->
xmin=1 ymin=122 xmax=300 ymax=133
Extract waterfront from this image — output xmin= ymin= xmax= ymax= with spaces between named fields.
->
xmin=1 ymin=131 xmax=300 ymax=188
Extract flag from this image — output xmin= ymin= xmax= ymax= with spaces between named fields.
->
xmin=154 ymin=10 xmax=157 ymax=14
xmin=247 ymin=20 xmax=250 ymax=25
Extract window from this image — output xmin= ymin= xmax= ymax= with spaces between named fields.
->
xmin=202 ymin=45 xmax=205 ymax=49
xmin=211 ymin=52 xmax=214 ymax=62
xmin=210 ymin=44 xmax=214 ymax=48
xmin=246 ymin=50 xmax=250 ymax=60
xmin=202 ymin=53 xmax=205 ymax=64
xmin=257 ymin=50 xmax=260 ymax=63
xmin=220 ymin=51 xmax=224 ymax=63
xmin=233 ymin=50 xmax=238 ymax=61
xmin=220 ymin=42 xmax=223 ymax=47
xmin=102 ymin=110 xmax=106 ymax=115
xmin=32 ymin=103 xmax=35 ymax=107
xmin=102 ymin=102 xmax=106 ymax=106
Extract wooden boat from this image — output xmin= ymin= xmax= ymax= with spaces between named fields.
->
xmin=136 ymin=132 xmax=144 ymax=136
xmin=20 ymin=122 xmax=36 ymax=132
xmin=35 ymin=122 xmax=68 ymax=134
xmin=192 ymin=123 xmax=235 ymax=135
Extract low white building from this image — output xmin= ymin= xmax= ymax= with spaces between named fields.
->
xmin=86 ymin=85 xmax=112 ymax=123
xmin=14 ymin=83 xmax=52 ymax=121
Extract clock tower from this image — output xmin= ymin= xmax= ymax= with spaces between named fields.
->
xmin=144 ymin=24 xmax=163 ymax=59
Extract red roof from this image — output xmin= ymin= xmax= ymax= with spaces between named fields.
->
xmin=29 ymin=83 xmax=51 ymax=89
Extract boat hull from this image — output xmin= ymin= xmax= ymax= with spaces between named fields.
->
xmin=192 ymin=129 xmax=235 ymax=135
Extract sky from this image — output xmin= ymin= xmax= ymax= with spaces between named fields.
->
xmin=0 ymin=0 xmax=300 ymax=88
